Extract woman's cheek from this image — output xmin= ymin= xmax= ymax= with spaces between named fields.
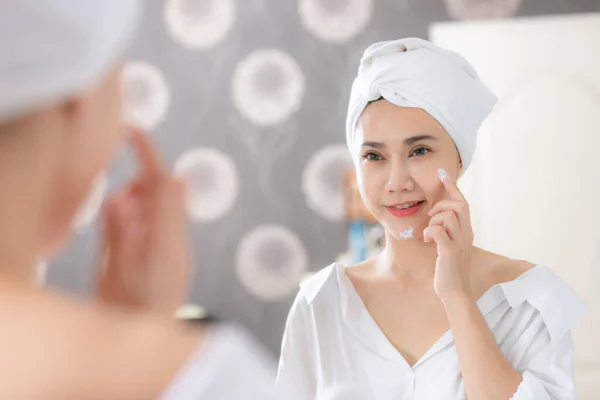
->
xmin=356 ymin=168 xmax=380 ymax=209
xmin=410 ymin=164 xmax=446 ymax=203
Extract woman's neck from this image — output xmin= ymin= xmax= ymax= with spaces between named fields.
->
xmin=375 ymin=230 xmax=440 ymax=280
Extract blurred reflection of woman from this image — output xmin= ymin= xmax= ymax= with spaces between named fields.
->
xmin=0 ymin=2 xmax=277 ymax=399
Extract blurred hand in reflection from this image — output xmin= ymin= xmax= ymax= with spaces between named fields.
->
xmin=96 ymin=127 xmax=190 ymax=316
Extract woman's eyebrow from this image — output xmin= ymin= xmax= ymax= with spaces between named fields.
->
xmin=404 ymin=134 xmax=438 ymax=145
xmin=361 ymin=135 xmax=438 ymax=148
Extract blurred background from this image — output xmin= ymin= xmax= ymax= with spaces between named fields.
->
xmin=39 ymin=0 xmax=600 ymax=397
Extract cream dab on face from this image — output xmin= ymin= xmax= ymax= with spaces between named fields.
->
xmin=437 ymin=168 xmax=447 ymax=182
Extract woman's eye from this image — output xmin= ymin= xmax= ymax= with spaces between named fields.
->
xmin=363 ymin=152 xmax=382 ymax=161
xmin=410 ymin=146 xmax=430 ymax=157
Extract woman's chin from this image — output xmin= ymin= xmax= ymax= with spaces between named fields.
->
xmin=381 ymin=220 xmax=428 ymax=242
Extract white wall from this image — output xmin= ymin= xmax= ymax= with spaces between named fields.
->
xmin=430 ymin=13 xmax=600 ymax=399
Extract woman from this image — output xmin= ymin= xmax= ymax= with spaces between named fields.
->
xmin=0 ymin=1 xmax=277 ymax=399
xmin=275 ymin=38 xmax=586 ymax=399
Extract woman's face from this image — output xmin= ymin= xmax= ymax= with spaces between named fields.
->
xmin=42 ymin=64 xmax=125 ymax=254
xmin=353 ymin=100 xmax=462 ymax=241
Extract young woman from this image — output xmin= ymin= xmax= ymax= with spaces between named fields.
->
xmin=0 ymin=1 xmax=277 ymax=399
xmin=275 ymin=38 xmax=586 ymax=399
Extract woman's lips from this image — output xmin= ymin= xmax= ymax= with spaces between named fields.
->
xmin=385 ymin=201 xmax=424 ymax=217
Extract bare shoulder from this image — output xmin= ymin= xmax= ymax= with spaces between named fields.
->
xmin=0 ymin=286 xmax=203 ymax=400
xmin=492 ymin=257 xmax=536 ymax=284
xmin=472 ymin=248 xmax=537 ymax=296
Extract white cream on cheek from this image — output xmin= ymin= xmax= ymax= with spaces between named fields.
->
xmin=437 ymin=168 xmax=448 ymax=182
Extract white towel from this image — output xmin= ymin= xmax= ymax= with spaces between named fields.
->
xmin=345 ymin=37 xmax=497 ymax=170
xmin=0 ymin=0 xmax=142 ymax=123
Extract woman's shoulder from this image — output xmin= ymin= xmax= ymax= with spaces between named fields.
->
xmin=488 ymin=254 xmax=537 ymax=287
xmin=159 ymin=322 xmax=278 ymax=400
xmin=0 ymin=286 xmax=203 ymax=399
xmin=474 ymin=249 xmax=586 ymax=341
xmin=472 ymin=249 xmax=536 ymax=295
xmin=474 ymin=249 xmax=578 ymax=298
xmin=297 ymin=258 xmax=376 ymax=306
xmin=297 ymin=262 xmax=341 ymax=306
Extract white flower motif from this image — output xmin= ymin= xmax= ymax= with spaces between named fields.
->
xmin=73 ymin=172 xmax=108 ymax=231
xmin=298 ymin=0 xmax=374 ymax=43
xmin=121 ymin=61 xmax=171 ymax=131
xmin=173 ymin=147 xmax=239 ymax=221
xmin=232 ymin=49 xmax=305 ymax=127
xmin=302 ymin=144 xmax=354 ymax=221
xmin=236 ymin=225 xmax=308 ymax=301
xmin=444 ymin=0 xmax=522 ymax=20
xmin=164 ymin=0 xmax=235 ymax=50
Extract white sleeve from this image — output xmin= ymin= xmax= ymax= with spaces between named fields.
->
xmin=510 ymin=331 xmax=577 ymax=400
xmin=274 ymin=292 xmax=317 ymax=400
xmin=503 ymin=266 xmax=586 ymax=400
xmin=158 ymin=323 xmax=279 ymax=400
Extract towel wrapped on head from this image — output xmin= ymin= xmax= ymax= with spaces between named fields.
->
xmin=0 ymin=0 xmax=141 ymax=123
xmin=345 ymin=37 xmax=497 ymax=171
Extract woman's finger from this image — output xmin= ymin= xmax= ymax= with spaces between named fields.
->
xmin=427 ymin=200 xmax=470 ymax=226
xmin=101 ymin=195 xmax=125 ymax=251
xmin=438 ymin=168 xmax=467 ymax=203
xmin=152 ymin=178 xmax=187 ymax=244
xmin=428 ymin=210 xmax=460 ymax=241
xmin=99 ymin=198 xmax=117 ymax=276
xmin=423 ymin=225 xmax=451 ymax=245
xmin=428 ymin=200 xmax=463 ymax=217
xmin=128 ymin=127 xmax=164 ymax=183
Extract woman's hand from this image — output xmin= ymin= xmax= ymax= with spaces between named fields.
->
xmin=95 ymin=127 xmax=190 ymax=316
xmin=424 ymin=169 xmax=474 ymax=302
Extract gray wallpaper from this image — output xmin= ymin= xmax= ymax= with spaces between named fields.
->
xmin=47 ymin=0 xmax=600 ymax=355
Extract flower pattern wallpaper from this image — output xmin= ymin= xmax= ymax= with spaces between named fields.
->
xmin=46 ymin=0 xmax=600 ymax=354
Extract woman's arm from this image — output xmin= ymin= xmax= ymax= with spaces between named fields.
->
xmin=443 ymin=293 xmax=523 ymax=399
xmin=426 ymin=173 xmax=579 ymax=400
xmin=443 ymin=293 xmax=579 ymax=400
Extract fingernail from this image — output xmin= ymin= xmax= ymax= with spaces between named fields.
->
xmin=437 ymin=168 xmax=448 ymax=182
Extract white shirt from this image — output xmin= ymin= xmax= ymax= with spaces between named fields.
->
xmin=275 ymin=263 xmax=586 ymax=400
xmin=159 ymin=322 xmax=278 ymax=400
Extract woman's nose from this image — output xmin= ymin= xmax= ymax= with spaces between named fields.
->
xmin=386 ymin=161 xmax=413 ymax=193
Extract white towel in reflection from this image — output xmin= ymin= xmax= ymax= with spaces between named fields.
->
xmin=0 ymin=0 xmax=141 ymax=122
